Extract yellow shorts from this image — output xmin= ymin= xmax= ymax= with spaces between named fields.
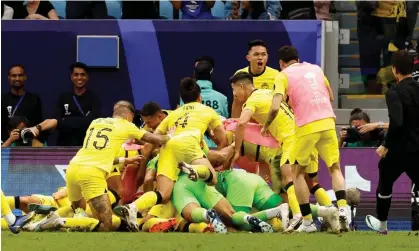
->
xmin=306 ymin=151 xmax=319 ymax=174
xmin=148 ymin=201 xmax=176 ymax=219
xmin=291 ymin=129 xmax=340 ymax=168
xmin=157 ymin=134 xmax=205 ymax=181
xmin=32 ymin=194 xmax=59 ymax=208
xmin=66 ymin=164 xmax=108 ymax=202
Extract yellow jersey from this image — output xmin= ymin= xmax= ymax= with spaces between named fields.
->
xmin=156 ymin=102 xmax=222 ymax=140
xmin=273 ymin=72 xmax=335 ymax=137
xmin=243 ymin=89 xmax=295 ymax=143
xmin=70 ymin=118 xmax=146 ymax=173
xmin=235 ymin=66 xmax=279 ymax=90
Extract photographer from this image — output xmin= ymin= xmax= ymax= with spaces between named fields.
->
xmin=339 ymin=108 xmax=385 ymax=147
xmin=1 ymin=116 xmax=57 ymax=147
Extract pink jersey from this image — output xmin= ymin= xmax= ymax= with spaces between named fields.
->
xmin=282 ymin=62 xmax=335 ymax=127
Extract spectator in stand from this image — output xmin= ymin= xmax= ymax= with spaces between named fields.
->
xmin=356 ymin=1 xmax=408 ymax=94
xmin=122 ymin=1 xmax=160 ymax=19
xmin=171 ymin=0 xmax=215 ymax=19
xmin=1 ymin=64 xmax=43 ymax=143
xmin=55 ymin=62 xmax=101 ymax=146
xmin=314 ymin=0 xmax=332 ymax=20
xmin=1 ymin=3 xmax=14 ymax=19
xmin=66 ymin=1 xmax=108 ymax=19
xmin=339 ymin=108 xmax=386 ymax=147
xmin=1 ymin=116 xmax=57 ymax=147
xmin=280 ymin=1 xmax=316 ymax=19
xmin=240 ymin=0 xmax=276 ymax=20
xmin=13 ymin=0 xmax=59 ymax=20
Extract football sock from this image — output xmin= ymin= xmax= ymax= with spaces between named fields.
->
xmin=335 ymin=190 xmax=348 ymax=209
xmin=191 ymin=208 xmax=208 ymax=223
xmin=189 ymin=222 xmax=211 ymax=233
xmin=61 ymin=217 xmax=99 ymax=232
xmin=56 ymin=206 xmax=74 ymax=217
xmin=193 ymin=165 xmax=211 ymax=181
xmin=1 ymin=192 xmax=15 ymax=225
xmin=285 ymin=182 xmax=301 ymax=217
xmin=131 ymin=191 xmax=161 ymax=212
xmin=300 ymin=203 xmax=312 ymax=221
xmin=311 ymin=184 xmax=332 ymax=206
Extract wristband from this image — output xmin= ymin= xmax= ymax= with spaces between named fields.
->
xmin=118 ymin=157 xmax=126 ymax=165
xmin=378 ymin=121 xmax=384 ymax=129
xmin=35 ymin=124 xmax=42 ymax=132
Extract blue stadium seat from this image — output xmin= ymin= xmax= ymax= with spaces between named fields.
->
xmin=160 ymin=1 xmax=174 ymax=19
xmin=212 ymin=0 xmax=226 ymax=19
xmin=51 ymin=1 xmax=66 ymax=18
xmin=106 ymin=0 xmax=122 ymax=19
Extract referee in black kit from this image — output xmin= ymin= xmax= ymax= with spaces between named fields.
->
xmin=375 ymin=50 xmax=419 ymax=234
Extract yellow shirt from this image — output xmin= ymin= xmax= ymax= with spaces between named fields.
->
xmin=156 ymin=102 xmax=222 ymax=140
xmin=235 ymin=66 xmax=279 ymax=90
xmin=274 ymin=72 xmax=335 ymax=137
xmin=70 ymin=117 xmax=146 ymax=173
xmin=243 ymin=89 xmax=295 ymax=143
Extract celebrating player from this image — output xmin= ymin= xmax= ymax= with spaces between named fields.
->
xmin=48 ymin=102 xmax=170 ymax=232
xmin=231 ymin=39 xmax=279 ymax=118
xmin=264 ymin=45 xmax=348 ymax=232
xmin=229 ymin=72 xmax=302 ymax=230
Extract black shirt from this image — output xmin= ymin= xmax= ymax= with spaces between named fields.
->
xmin=384 ymin=77 xmax=419 ymax=152
xmin=1 ymin=91 xmax=43 ymax=137
xmin=55 ymin=90 xmax=101 ymax=146
xmin=13 ymin=1 xmax=54 ymax=19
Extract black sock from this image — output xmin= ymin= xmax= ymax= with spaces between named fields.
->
xmin=14 ymin=196 xmax=20 ymax=210
xmin=310 ymin=184 xmax=321 ymax=195
xmin=155 ymin=191 xmax=163 ymax=205
xmin=335 ymin=190 xmax=346 ymax=201
xmin=300 ymin=203 xmax=311 ymax=217
xmin=376 ymin=191 xmax=392 ymax=221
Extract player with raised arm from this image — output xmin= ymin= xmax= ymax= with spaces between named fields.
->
xmin=51 ymin=103 xmax=169 ymax=232
xmin=113 ymin=78 xmax=228 ymax=231
xmin=263 ymin=46 xmax=348 ymax=233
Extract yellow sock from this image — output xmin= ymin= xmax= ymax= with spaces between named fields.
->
xmin=269 ymin=218 xmax=283 ymax=232
xmin=303 ymin=214 xmax=313 ymax=220
xmin=133 ymin=191 xmax=158 ymax=212
xmin=137 ymin=217 xmax=145 ymax=226
xmin=314 ymin=188 xmax=332 ymax=206
xmin=62 ymin=217 xmax=100 ymax=232
xmin=6 ymin=196 xmax=16 ymax=210
xmin=188 ymin=222 xmax=210 ymax=233
xmin=56 ymin=206 xmax=74 ymax=217
xmin=193 ymin=165 xmax=211 ymax=180
xmin=142 ymin=218 xmax=166 ymax=232
xmin=337 ymin=199 xmax=348 ymax=208
xmin=1 ymin=218 xmax=9 ymax=229
xmin=112 ymin=215 xmax=121 ymax=230
xmin=286 ymin=185 xmax=301 ymax=215
xmin=1 ymin=192 xmax=12 ymax=216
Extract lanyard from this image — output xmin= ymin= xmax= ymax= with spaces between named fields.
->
xmin=72 ymin=96 xmax=85 ymax=116
xmin=11 ymin=93 xmax=25 ymax=117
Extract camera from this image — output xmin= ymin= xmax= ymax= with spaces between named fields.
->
xmin=343 ymin=127 xmax=384 ymax=145
xmin=19 ymin=128 xmax=35 ymax=145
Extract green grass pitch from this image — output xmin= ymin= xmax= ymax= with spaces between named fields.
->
xmin=2 ymin=231 xmax=419 ymax=251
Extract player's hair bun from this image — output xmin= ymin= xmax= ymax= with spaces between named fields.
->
xmin=350 ymin=108 xmax=363 ymax=116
